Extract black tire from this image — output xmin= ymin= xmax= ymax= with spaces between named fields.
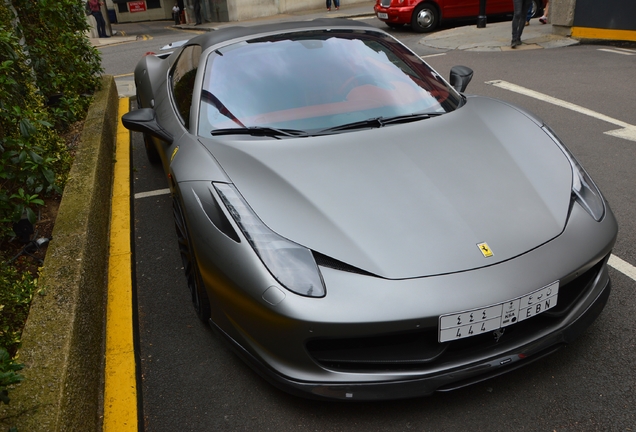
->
xmin=143 ymin=133 xmax=161 ymax=165
xmin=411 ymin=3 xmax=439 ymax=33
xmin=530 ymin=0 xmax=543 ymax=18
xmin=173 ymin=197 xmax=211 ymax=322
xmin=387 ymin=23 xmax=404 ymax=30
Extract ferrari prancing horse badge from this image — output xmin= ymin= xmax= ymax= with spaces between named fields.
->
xmin=477 ymin=242 xmax=493 ymax=258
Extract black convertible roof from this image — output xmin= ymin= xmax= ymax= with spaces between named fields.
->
xmin=187 ymin=18 xmax=378 ymax=50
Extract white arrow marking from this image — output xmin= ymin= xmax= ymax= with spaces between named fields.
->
xmin=486 ymin=80 xmax=636 ymax=142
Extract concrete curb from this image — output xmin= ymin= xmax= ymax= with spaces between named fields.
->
xmin=420 ymin=21 xmax=581 ymax=51
xmin=0 ymin=76 xmax=118 ymax=432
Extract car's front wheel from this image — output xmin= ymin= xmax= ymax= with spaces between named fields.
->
xmin=411 ymin=3 xmax=439 ymax=33
xmin=142 ymin=133 xmax=161 ymax=164
xmin=173 ymin=197 xmax=211 ymax=322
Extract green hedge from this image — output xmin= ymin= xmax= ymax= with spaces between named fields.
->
xmin=0 ymin=0 xmax=102 ymax=407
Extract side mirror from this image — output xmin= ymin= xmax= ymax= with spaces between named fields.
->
xmin=449 ymin=66 xmax=474 ymax=93
xmin=121 ymin=108 xmax=174 ymax=144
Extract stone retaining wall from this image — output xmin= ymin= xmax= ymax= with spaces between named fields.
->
xmin=0 ymin=75 xmax=118 ymax=432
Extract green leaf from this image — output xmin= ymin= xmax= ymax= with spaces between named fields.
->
xmin=29 ymin=150 xmax=44 ymax=164
xmin=42 ymin=168 xmax=55 ymax=185
xmin=19 ymin=118 xmax=36 ymax=138
xmin=25 ymin=206 xmax=37 ymax=224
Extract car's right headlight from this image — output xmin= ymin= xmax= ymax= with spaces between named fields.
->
xmin=542 ymin=125 xmax=605 ymax=221
xmin=214 ymin=182 xmax=326 ymax=298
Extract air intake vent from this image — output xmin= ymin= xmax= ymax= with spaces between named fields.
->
xmin=313 ymin=252 xmax=376 ymax=277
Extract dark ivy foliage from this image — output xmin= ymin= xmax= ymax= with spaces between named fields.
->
xmin=0 ymin=0 xmax=103 ymax=405
xmin=10 ymin=0 xmax=103 ymax=127
xmin=1 ymin=0 xmax=103 ymax=232
xmin=0 ymin=346 xmax=25 ymax=405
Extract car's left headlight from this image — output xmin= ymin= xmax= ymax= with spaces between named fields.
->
xmin=542 ymin=125 xmax=605 ymax=221
xmin=214 ymin=182 xmax=326 ymax=298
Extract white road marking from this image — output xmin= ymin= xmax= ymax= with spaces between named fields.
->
xmin=134 ymin=188 xmax=170 ymax=199
xmin=609 ymin=255 xmax=636 ymax=282
xmin=350 ymin=16 xmax=375 ymax=21
xmin=485 ymin=80 xmax=636 ymax=142
xmin=420 ymin=53 xmax=447 ymax=58
xmin=597 ymin=48 xmax=636 ymax=56
xmin=115 ymin=79 xmax=136 ymax=98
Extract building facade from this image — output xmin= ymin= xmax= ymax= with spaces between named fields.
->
xmin=111 ymin=0 xmax=368 ymax=24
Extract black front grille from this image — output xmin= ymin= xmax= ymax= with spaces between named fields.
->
xmin=544 ymin=258 xmax=604 ymax=317
xmin=307 ymin=256 xmax=607 ymax=372
xmin=307 ymin=329 xmax=445 ymax=372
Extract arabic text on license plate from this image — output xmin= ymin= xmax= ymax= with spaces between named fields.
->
xmin=438 ymin=281 xmax=559 ymax=343
xmin=377 ymin=12 xmax=388 ymax=19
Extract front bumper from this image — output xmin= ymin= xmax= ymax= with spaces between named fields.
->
xmin=212 ymin=257 xmax=612 ymax=400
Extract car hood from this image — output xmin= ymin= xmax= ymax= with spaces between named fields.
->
xmin=201 ymin=96 xmax=573 ymax=279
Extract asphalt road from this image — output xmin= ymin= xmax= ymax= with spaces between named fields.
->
xmin=104 ymin=18 xmax=636 ymax=431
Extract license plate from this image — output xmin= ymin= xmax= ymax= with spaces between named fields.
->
xmin=377 ymin=12 xmax=388 ymax=19
xmin=438 ymin=281 xmax=559 ymax=343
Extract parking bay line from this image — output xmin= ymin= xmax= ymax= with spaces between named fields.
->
xmin=134 ymin=188 xmax=170 ymax=199
xmin=608 ymin=255 xmax=636 ymax=282
xmin=597 ymin=48 xmax=636 ymax=56
xmin=485 ymin=80 xmax=636 ymax=142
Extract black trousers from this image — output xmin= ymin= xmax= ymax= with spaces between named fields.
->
xmin=512 ymin=0 xmax=532 ymax=41
xmin=92 ymin=11 xmax=106 ymax=38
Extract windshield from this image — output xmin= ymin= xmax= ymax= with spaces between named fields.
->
xmin=198 ymin=30 xmax=461 ymax=137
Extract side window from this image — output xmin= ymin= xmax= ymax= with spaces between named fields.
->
xmin=171 ymin=44 xmax=201 ymax=127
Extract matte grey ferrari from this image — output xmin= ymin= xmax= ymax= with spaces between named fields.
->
xmin=122 ymin=19 xmax=618 ymax=400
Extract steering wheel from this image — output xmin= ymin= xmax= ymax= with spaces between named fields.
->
xmin=337 ymin=73 xmax=376 ymax=96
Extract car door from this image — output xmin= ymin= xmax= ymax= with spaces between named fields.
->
xmin=437 ymin=0 xmax=480 ymax=19
xmin=486 ymin=0 xmax=514 ymax=14
xmin=438 ymin=0 xmax=512 ymax=19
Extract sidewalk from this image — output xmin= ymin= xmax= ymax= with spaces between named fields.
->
xmin=420 ymin=20 xmax=578 ymax=51
xmin=90 ymin=33 xmax=138 ymax=47
xmin=94 ymin=1 xmax=578 ymax=52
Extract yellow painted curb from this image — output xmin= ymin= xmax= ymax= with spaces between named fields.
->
xmin=104 ymin=98 xmax=138 ymax=431
xmin=571 ymin=27 xmax=636 ymax=42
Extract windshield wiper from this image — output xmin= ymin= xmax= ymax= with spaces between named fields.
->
xmin=318 ymin=112 xmax=443 ymax=134
xmin=210 ymin=126 xmax=310 ymax=138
